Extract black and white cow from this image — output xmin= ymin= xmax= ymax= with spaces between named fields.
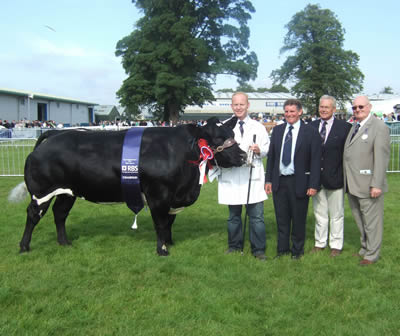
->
xmin=9 ymin=117 xmax=246 ymax=256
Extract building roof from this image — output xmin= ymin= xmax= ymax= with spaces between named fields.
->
xmin=94 ymin=105 xmax=120 ymax=116
xmin=0 ymin=87 xmax=97 ymax=105
xmin=213 ymin=92 xmax=294 ymax=100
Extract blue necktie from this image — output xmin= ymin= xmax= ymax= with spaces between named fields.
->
xmin=282 ymin=125 xmax=293 ymax=166
xmin=239 ymin=121 xmax=244 ymax=137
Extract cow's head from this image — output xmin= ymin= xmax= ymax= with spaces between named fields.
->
xmin=199 ymin=117 xmax=246 ymax=168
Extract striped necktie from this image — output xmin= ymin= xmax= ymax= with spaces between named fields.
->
xmin=320 ymin=121 xmax=327 ymax=143
xmin=350 ymin=122 xmax=360 ymax=141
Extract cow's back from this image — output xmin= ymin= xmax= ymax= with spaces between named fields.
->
xmin=25 ymin=130 xmax=127 ymax=202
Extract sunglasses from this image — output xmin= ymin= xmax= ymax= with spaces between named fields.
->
xmin=352 ymin=105 xmax=368 ymax=111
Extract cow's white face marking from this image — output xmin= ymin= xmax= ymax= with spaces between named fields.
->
xmin=33 ymin=188 xmax=74 ymax=205
xmin=162 ymin=244 xmax=167 ymax=251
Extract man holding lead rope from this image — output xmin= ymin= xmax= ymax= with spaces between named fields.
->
xmin=215 ymin=92 xmax=270 ymax=260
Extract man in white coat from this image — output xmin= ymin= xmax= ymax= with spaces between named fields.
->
xmin=217 ymin=92 xmax=270 ymax=260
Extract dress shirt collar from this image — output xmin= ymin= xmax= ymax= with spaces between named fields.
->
xmin=285 ymin=119 xmax=301 ymax=133
xmin=358 ymin=113 xmax=371 ymax=129
xmin=236 ymin=115 xmax=251 ymax=126
xmin=320 ymin=116 xmax=334 ymax=128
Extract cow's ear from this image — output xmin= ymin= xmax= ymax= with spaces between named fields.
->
xmin=223 ymin=116 xmax=238 ymax=130
xmin=206 ymin=117 xmax=219 ymax=125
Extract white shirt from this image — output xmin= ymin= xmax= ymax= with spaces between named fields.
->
xmin=359 ymin=113 xmax=371 ymax=129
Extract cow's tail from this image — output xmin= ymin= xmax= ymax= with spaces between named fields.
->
xmin=8 ymin=182 xmax=29 ymax=203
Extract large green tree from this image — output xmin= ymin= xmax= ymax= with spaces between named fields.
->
xmin=380 ymin=86 xmax=394 ymax=94
xmin=116 ymin=0 xmax=258 ymax=121
xmin=271 ymin=4 xmax=364 ymax=114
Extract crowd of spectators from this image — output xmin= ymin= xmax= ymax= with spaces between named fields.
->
xmin=0 ymin=118 xmax=205 ymax=129
xmin=0 ymin=119 xmax=59 ymax=129
xmin=1 ymin=112 xmax=399 ymax=132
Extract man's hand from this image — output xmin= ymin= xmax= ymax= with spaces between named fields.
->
xmin=370 ymin=187 xmax=382 ymax=198
xmin=265 ymin=183 xmax=272 ymax=195
xmin=307 ymin=188 xmax=317 ymax=197
xmin=250 ymin=144 xmax=260 ymax=155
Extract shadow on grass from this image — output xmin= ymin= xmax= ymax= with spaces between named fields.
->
xmin=31 ymin=201 xmax=230 ymax=252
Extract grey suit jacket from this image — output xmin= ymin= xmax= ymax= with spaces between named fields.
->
xmin=343 ymin=115 xmax=390 ymax=198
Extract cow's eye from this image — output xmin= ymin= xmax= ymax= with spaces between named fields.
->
xmin=215 ymin=137 xmax=225 ymax=145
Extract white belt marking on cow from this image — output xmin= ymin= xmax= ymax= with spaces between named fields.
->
xmin=33 ymin=188 xmax=74 ymax=205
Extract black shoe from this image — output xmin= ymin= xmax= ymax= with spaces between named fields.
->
xmin=225 ymin=248 xmax=240 ymax=255
xmin=254 ymin=253 xmax=267 ymax=261
xmin=274 ymin=252 xmax=290 ymax=259
xmin=291 ymin=254 xmax=303 ymax=260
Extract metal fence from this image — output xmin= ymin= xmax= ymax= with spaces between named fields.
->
xmin=1 ymin=125 xmax=400 ymax=177
xmin=0 ymin=138 xmax=36 ymax=176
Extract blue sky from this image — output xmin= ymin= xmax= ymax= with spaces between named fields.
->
xmin=1 ymin=0 xmax=399 ymax=105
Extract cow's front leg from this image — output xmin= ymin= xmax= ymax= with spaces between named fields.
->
xmin=166 ymin=214 xmax=176 ymax=246
xmin=156 ymin=222 xmax=170 ymax=256
xmin=150 ymin=209 xmax=171 ymax=256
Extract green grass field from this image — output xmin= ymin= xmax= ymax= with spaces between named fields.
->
xmin=1 ymin=175 xmax=400 ymax=335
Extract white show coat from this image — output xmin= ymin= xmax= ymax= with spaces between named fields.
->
xmin=218 ymin=116 xmax=270 ymax=205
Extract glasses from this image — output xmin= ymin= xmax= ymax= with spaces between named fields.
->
xmin=352 ymin=105 xmax=368 ymax=111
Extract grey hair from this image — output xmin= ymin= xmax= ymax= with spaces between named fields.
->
xmin=319 ymin=95 xmax=336 ymax=108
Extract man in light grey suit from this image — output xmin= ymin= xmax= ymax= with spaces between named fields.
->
xmin=343 ymin=95 xmax=390 ymax=266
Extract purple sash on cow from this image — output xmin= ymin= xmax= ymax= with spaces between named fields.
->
xmin=121 ymin=127 xmax=145 ymax=214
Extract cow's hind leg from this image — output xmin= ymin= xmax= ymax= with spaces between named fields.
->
xmin=20 ymin=199 xmax=51 ymax=253
xmin=52 ymin=195 xmax=76 ymax=246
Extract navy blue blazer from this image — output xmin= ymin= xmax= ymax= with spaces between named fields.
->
xmin=310 ymin=118 xmax=351 ymax=190
xmin=265 ymin=121 xmax=321 ymax=198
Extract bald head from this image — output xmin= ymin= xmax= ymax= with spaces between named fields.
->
xmin=352 ymin=95 xmax=371 ymax=122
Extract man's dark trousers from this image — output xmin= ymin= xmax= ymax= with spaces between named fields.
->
xmin=272 ymin=175 xmax=309 ymax=256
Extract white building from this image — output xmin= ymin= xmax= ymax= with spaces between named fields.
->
xmin=0 ymin=88 xmax=97 ymax=126
xmin=345 ymin=94 xmax=400 ymax=117
xmin=183 ymin=92 xmax=296 ymax=120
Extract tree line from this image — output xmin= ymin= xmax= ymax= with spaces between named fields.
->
xmin=115 ymin=2 xmax=371 ymax=121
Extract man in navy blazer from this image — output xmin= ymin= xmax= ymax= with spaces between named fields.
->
xmin=310 ymin=95 xmax=352 ymax=257
xmin=265 ymin=99 xmax=321 ymax=259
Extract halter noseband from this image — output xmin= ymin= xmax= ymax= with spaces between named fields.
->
xmin=212 ymin=137 xmax=237 ymax=154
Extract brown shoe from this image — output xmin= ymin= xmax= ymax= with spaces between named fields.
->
xmin=330 ymin=249 xmax=341 ymax=257
xmin=311 ymin=246 xmax=324 ymax=254
xmin=360 ymin=259 xmax=375 ymax=266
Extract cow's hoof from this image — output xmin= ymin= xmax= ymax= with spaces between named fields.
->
xmin=19 ymin=245 xmax=30 ymax=253
xmin=157 ymin=244 xmax=169 ymax=256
